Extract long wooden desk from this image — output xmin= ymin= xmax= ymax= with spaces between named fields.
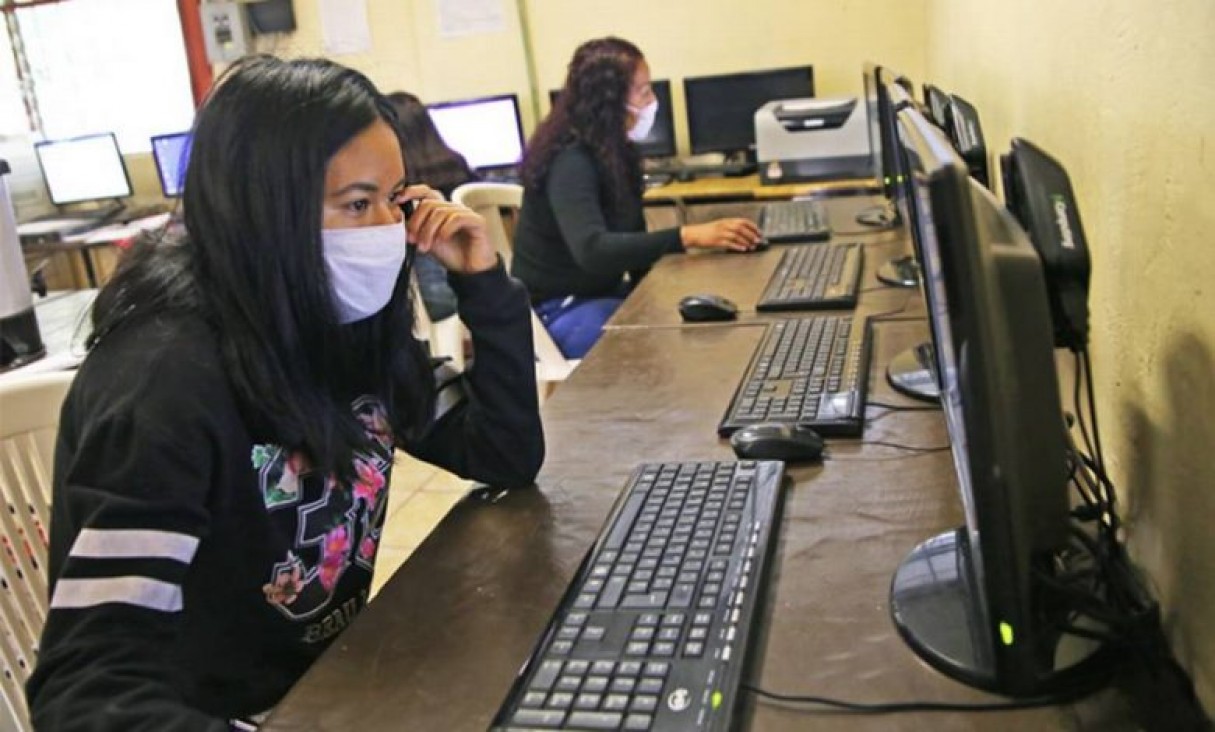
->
xmin=264 ymin=195 xmax=1132 ymax=730
xmin=643 ymin=174 xmax=878 ymax=204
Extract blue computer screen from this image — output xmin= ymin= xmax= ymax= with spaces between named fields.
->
xmin=151 ymin=131 xmax=192 ymax=198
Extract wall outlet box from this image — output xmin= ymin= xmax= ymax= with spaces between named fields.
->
xmin=200 ymin=1 xmax=251 ymax=64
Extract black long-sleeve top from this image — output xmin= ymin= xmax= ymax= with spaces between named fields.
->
xmin=511 ymin=144 xmax=683 ymax=302
xmin=26 ymin=261 xmax=544 ymax=730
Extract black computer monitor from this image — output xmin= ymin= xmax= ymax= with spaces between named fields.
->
xmin=888 ymin=104 xmax=1107 ymax=696
xmin=548 ymin=79 xmax=676 ymax=160
xmin=871 ymin=65 xmax=915 ymax=209
xmin=33 ymin=132 xmax=132 ymax=207
xmin=859 ymin=63 xmax=915 ymax=231
xmin=945 ymin=94 xmax=989 ymax=188
xmin=922 ymin=83 xmax=952 ymax=129
xmin=151 ymin=131 xmax=192 ymax=198
xmin=426 ymin=93 xmax=525 ymax=172
xmin=683 ymin=66 xmax=814 ymax=158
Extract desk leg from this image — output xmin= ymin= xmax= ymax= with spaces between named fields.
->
xmin=81 ymin=249 xmax=98 ymax=289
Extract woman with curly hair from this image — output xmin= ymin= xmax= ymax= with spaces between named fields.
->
xmin=513 ymin=37 xmax=761 ymax=358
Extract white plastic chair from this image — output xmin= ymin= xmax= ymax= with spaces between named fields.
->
xmin=0 ymin=370 xmax=75 ymax=732
xmin=451 ymin=183 xmax=579 ymax=400
xmin=409 ymin=270 xmax=466 ymax=371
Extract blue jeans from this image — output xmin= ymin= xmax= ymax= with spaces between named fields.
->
xmin=534 ymin=296 xmax=624 ymax=359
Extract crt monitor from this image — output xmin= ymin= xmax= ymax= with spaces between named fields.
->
xmin=548 ymin=79 xmax=676 ymax=159
xmin=427 ymin=93 xmax=525 ymax=171
xmin=33 ymin=132 xmax=132 ymax=206
xmin=151 ymin=131 xmax=192 ymax=198
xmin=683 ymin=66 xmax=814 ymax=158
xmin=888 ymin=103 xmax=1107 ymax=696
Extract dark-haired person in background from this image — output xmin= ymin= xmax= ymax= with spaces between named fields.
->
xmin=513 ymin=36 xmax=761 ymax=358
xmin=27 ymin=55 xmax=543 ymax=729
xmin=386 ymin=91 xmax=480 ymax=323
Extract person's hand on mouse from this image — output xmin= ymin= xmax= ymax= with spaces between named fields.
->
xmin=680 ymin=217 xmax=762 ymax=252
xmin=398 ymin=184 xmax=498 ymax=274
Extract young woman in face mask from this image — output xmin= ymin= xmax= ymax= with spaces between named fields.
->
xmin=27 ymin=55 xmax=544 ymax=730
xmin=513 ymin=36 xmax=762 ymax=359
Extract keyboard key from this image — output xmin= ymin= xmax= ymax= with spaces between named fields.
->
xmin=567 ymin=711 xmax=624 ymax=729
xmin=511 ymin=708 xmax=566 ymax=727
xmin=623 ymin=713 xmax=654 ymax=731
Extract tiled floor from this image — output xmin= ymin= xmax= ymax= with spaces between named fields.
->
xmin=371 ymin=451 xmax=474 ymax=598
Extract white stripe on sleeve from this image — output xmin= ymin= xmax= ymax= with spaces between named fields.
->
xmin=50 ymin=576 xmax=184 ymax=612
xmin=70 ymin=528 xmax=200 ymax=563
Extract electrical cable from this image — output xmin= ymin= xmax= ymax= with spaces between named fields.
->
xmin=867 ymin=400 xmax=940 ymax=412
xmin=867 ymin=297 xmax=919 ymax=322
xmin=742 ymin=682 xmax=1100 ymax=713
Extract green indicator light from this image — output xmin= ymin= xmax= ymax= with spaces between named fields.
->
xmin=1000 ymin=622 xmax=1014 ymax=646
xmin=712 ymin=691 xmax=723 ymax=709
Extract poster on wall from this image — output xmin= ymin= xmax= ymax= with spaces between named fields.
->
xmin=319 ymin=0 xmax=372 ymax=55
xmin=436 ymin=0 xmax=506 ymax=38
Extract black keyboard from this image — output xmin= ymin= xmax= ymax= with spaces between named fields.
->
xmin=665 ymin=162 xmax=758 ymax=180
xmin=757 ymin=199 xmax=831 ymax=244
xmin=756 ymin=243 xmax=863 ymax=311
xmin=491 ymin=460 xmax=785 ymax=732
xmin=718 ymin=315 xmax=871 ymax=437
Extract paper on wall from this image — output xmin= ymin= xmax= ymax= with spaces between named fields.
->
xmin=436 ymin=0 xmax=506 ymax=38
xmin=319 ymin=0 xmax=372 ymax=55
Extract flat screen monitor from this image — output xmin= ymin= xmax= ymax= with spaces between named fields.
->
xmin=33 ymin=132 xmax=132 ymax=206
xmin=548 ymin=79 xmax=676 ymax=159
xmin=888 ymin=104 xmax=1106 ymax=696
xmin=683 ymin=65 xmax=814 ymax=157
xmin=946 ymin=94 xmax=989 ymax=188
xmin=151 ymin=131 xmax=192 ymax=198
xmin=427 ymin=93 xmax=525 ymax=171
xmin=922 ymin=83 xmax=952 ymax=129
xmin=863 ymin=64 xmax=915 ymax=205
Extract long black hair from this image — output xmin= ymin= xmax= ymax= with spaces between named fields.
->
xmin=91 ymin=55 xmax=434 ymax=482
xmin=520 ymin=37 xmax=643 ymax=214
xmin=385 ymin=91 xmax=479 ymax=199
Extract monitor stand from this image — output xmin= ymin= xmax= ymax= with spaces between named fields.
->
xmin=877 ymin=255 xmax=920 ymax=288
xmin=891 ymin=527 xmax=1111 ymax=696
xmin=886 ymin=341 xmax=939 ymax=402
xmin=855 ymin=203 xmax=896 ymax=229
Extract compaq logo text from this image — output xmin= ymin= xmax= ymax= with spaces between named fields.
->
xmin=1052 ymin=195 xmax=1075 ymax=250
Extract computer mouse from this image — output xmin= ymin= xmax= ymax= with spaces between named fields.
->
xmin=729 ymin=423 xmax=825 ymax=463
xmin=678 ymin=293 xmax=739 ymax=323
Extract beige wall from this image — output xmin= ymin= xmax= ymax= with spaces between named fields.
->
xmin=243 ymin=0 xmax=927 ymax=156
xmin=523 ymin=0 xmax=927 ymax=155
xmin=925 ymin=0 xmax=1215 ymax=711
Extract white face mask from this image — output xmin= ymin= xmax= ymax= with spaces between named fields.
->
xmin=627 ymin=99 xmax=659 ymax=142
xmin=321 ymin=218 xmax=408 ymax=324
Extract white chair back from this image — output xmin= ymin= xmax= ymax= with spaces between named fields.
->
xmin=409 ymin=270 xmax=466 ymax=371
xmin=0 ymin=370 xmax=75 ymax=732
xmin=451 ymin=183 xmax=579 ymax=398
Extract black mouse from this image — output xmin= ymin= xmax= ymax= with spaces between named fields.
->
xmin=730 ymin=423 xmax=825 ymax=463
xmin=678 ymin=294 xmax=738 ymax=323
